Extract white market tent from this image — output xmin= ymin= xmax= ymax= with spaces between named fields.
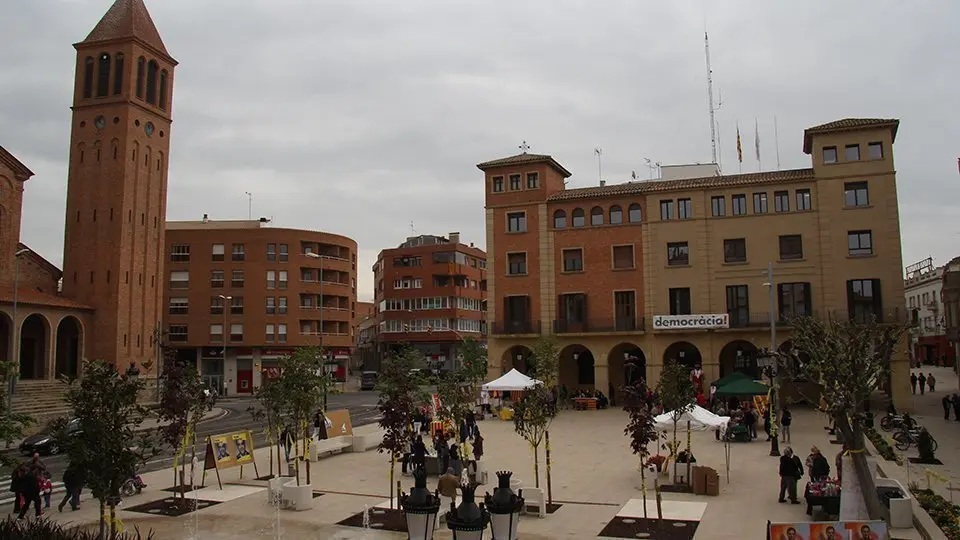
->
xmin=482 ymin=369 xmax=542 ymax=392
xmin=654 ymin=405 xmax=729 ymax=432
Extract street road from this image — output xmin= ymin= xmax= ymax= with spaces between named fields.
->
xmin=0 ymin=390 xmax=380 ymax=506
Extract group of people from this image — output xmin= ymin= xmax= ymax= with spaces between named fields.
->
xmin=402 ymin=410 xmax=485 ymax=481
xmin=910 ymin=371 xmax=937 ymax=395
xmin=9 ymin=453 xmax=83 ymax=519
xmin=777 ymin=446 xmax=839 ymax=504
xmin=279 ymin=410 xmax=330 ymax=462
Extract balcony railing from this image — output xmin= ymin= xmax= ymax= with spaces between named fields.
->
xmin=727 ymin=308 xmax=917 ymax=328
xmin=553 ymin=318 xmax=647 ymax=334
xmin=491 ymin=320 xmax=541 ymax=335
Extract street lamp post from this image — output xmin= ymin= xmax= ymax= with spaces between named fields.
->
xmin=304 ymin=252 xmax=328 ymax=410
xmin=485 ymin=471 xmax=524 ymax=540
xmin=8 ymin=248 xmax=30 ymax=412
xmin=762 ymin=262 xmax=780 ymax=457
xmin=446 ymin=483 xmax=490 ymax=540
xmin=400 ymin=469 xmax=441 ymax=539
xmin=219 ymin=294 xmax=232 ymax=396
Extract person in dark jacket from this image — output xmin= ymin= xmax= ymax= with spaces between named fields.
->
xmin=910 ymin=373 xmax=918 ymax=394
xmin=777 ymin=447 xmax=803 ymax=504
xmin=10 ymin=463 xmax=27 ymax=513
xmin=17 ymin=466 xmax=42 ymax=518
xmin=780 ymin=408 xmax=793 ymax=443
xmin=809 ymin=447 xmax=831 ymax=481
xmin=472 ymin=429 xmax=484 ymax=461
xmin=58 ymin=464 xmax=84 ymax=512
xmin=744 ymin=407 xmax=757 ymax=439
xmin=943 ymin=395 xmax=952 ymax=420
xmin=411 ymin=435 xmax=427 ymax=472
xmin=918 ymin=373 xmax=927 ymax=395
xmin=763 ymin=409 xmax=772 ymax=441
xmin=280 ymin=425 xmax=294 ymax=462
xmin=953 ymin=394 xmax=960 ymax=421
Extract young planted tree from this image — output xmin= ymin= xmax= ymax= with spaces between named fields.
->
xmin=656 ymin=358 xmax=695 ymax=482
xmin=0 ymin=357 xmax=33 ymax=466
xmin=512 ymin=384 xmax=556 ymax=489
xmin=248 ymin=376 xmax=286 ymax=479
xmin=156 ymin=351 xmax=216 ymax=497
xmin=276 ymin=347 xmax=331 ymax=486
xmin=60 ymin=360 xmax=157 ymax=539
xmin=530 ymin=335 xmax=560 ymax=503
xmin=436 ymin=337 xmax=488 ymax=457
xmin=785 ymin=315 xmax=908 ymax=521
xmin=377 ymin=345 xmax=427 ymax=509
xmin=623 ymin=381 xmax=659 ymax=517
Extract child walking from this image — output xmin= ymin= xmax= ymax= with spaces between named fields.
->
xmin=41 ymin=471 xmax=53 ymax=509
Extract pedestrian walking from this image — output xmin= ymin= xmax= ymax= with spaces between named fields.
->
xmin=40 ymin=471 xmax=52 ymax=509
xmin=928 ymin=373 xmax=936 ymax=393
xmin=10 ymin=463 xmax=26 ymax=514
xmin=953 ymin=394 xmax=960 ymax=422
xmin=943 ymin=395 xmax=952 ymax=420
xmin=781 ymin=407 xmax=792 ymax=443
xmin=918 ymin=373 xmax=927 ymax=395
xmin=17 ymin=466 xmax=42 ymax=519
xmin=778 ymin=447 xmax=803 ymax=504
xmin=763 ymin=408 xmax=772 ymax=441
xmin=280 ymin=425 xmax=293 ymax=462
xmin=472 ymin=429 xmax=484 ymax=461
xmin=910 ymin=373 xmax=918 ymax=394
xmin=58 ymin=464 xmax=84 ymax=512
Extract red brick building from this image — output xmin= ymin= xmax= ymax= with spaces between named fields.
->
xmin=373 ymin=234 xmax=487 ymax=370
xmin=163 ymin=218 xmax=358 ymax=394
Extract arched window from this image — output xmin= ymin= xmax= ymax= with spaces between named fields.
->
xmin=553 ymin=210 xmax=566 ymax=229
xmin=82 ymin=57 xmax=94 ymax=98
xmin=609 ymin=205 xmax=623 ymax=224
xmin=159 ymin=70 xmax=168 ymax=110
xmin=628 ymin=203 xmax=642 ymax=223
xmin=146 ymin=60 xmax=159 ymax=104
xmin=113 ymin=53 xmax=124 ymax=95
xmin=136 ymin=57 xmax=146 ymax=98
xmin=96 ymin=53 xmax=110 ymax=97
xmin=571 ymin=208 xmax=585 ymax=227
xmin=590 ymin=206 xmax=604 ymax=226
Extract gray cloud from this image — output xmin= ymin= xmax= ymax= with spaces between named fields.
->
xmin=2 ymin=0 xmax=959 ymax=300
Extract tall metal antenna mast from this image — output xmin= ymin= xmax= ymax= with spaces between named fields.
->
xmin=705 ymin=31 xmax=718 ymax=165
xmin=594 ymin=147 xmax=603 ymax=184
xmin=245 ymin=192 xmax=252 ymax=220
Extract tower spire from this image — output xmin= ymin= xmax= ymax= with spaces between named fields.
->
xmin=79 ymin=0 xmax=170 ymax=57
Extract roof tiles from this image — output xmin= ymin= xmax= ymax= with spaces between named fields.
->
xmin=477 ymin=153 xmax=573 ymax=178
xmin=81 ymin=0 xmax=169 ymax=56
xmin=802 ymin=118 xmax=899 ymax=153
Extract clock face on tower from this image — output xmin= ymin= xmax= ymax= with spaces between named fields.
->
xmin=94 ymin=115 xmax=105 ymax=129
xmin=145 ymin=122 xmax=155 ymax=136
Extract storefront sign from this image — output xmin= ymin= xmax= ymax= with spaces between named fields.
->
xmin=652 ymin=314 xmax=729 ymax=330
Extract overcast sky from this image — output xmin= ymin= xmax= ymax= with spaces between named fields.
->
xmin=2 ymin=0 xmax=958 ymax=302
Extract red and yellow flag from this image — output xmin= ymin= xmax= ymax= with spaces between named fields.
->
xmin=736 ymin=123 xmax=743 ymax=163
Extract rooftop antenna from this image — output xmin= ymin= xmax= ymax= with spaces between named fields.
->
xmin=244 ymin=192 xmax=252 ymax=220
xmin=410 ymin=220 xmax=417 ymax=236
xmin=519 ymin=140 xmax=531 ymax=154
xmin=594 ymin=147 xmax=603 ymax=184
xmin=631 ymin=170 xmax=638 ymax=181
xmin=705 ymin=31 xmax=721 ymax=165
xmin=643 ymin=158 xmax=662 ymax=180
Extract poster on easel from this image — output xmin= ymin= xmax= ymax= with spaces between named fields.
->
xmin=201 ymin=429 xmax=260 ymax=489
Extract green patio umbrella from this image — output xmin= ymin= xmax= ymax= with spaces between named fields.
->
xmin=714 ymin=378 xmax=770 ymax=397
xmin=710 ymin=370 xmax=750 ymax=389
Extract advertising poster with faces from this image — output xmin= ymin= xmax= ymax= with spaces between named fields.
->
xmin=769 ymin=521 xmax=888 ymax=540
xmin=207 ymin=430 xmax=256 ymax=470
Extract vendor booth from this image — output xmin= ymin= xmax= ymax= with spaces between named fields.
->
xmin=481 ymin=369 xmax=542 ymax=421
xmin=653 ymin=405 xmax=732 ymax=488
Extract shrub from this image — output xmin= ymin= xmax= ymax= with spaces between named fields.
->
xmin=0 ymin=517 xmax=155 ymax=539
xmin=863 ymin=426 xmax=903 ymax=465
xmin=911 ymin=487 xmax=960 ymax=539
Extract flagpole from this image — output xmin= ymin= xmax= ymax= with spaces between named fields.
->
xmin=736 ymin=121 xmax=743 ymax=174
xmin=774 ymin=116 xmax=782 ymax=171
xmin=755 ymin=117 xmax=762 ymax=172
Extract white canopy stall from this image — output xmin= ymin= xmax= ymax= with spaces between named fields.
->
xmin=653 ymin=405 xmax=733 ymax=485
xmin=482 ymin=369 xmax=542 ymax=391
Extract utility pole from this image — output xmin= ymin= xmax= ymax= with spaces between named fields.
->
xmin=763 ymin=262 xmax=781 ymax=457
xmin=8 ymin=249 xmax=30 ymax=413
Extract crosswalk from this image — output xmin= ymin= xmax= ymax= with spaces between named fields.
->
xmin=0 ymin=479 xmax=67 ymax=508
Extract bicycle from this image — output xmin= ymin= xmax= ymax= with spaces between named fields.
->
xmin=893 ymin=428 xmax=937 ymax=452
xmin=880 ymin=413 xmax=916 ymax=433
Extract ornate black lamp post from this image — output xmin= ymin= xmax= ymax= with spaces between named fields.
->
xmin=400 ymin=469 xmax=442 ymax=540
xmin=446 ymin=483 xmax=490 ymax=540
xmin=484 ymin=471 xmax=524 ymax=540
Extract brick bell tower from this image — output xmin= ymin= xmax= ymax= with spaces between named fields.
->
xmin=61 ymin=0 xmax=176 ymax=373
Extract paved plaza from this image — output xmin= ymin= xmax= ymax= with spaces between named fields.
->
xmin=18 ymin=388 xmax=944 ymax=540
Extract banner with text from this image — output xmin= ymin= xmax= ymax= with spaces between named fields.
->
xmin=653 ymin=314 xmax=729 ymax=331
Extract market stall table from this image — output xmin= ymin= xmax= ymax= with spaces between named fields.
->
xmin=804 ymin=480 xmax=841 ymax=516
xmin=573 ymin=397 xmax=598 ymax=410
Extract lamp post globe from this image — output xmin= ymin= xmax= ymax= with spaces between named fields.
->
xmin=400 ymin=469 xmax=441 ymax=540
xmin=446 ymin=482 xmax=490 ymax=540
xmin=484 ymin=471 xmax=524 ymax=540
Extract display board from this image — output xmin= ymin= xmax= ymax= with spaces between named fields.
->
xmin=201 ymin=429 xmax=260 ymax=489
xmin=325 ymin=409 xmax=353 ymax=438
xmin=768 ymin=520 xmax=888 ymax=540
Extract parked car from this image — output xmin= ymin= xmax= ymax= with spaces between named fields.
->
xmin=20 ymin=418 xmax=81 ymax=456
xmin=360 ymin=371 xmax=379 ymax=391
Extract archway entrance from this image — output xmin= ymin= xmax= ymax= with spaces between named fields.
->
xmin=608 ymin=343 xmax=646 ymax=390
xmin=55 ymin=317 xmax=82 ymax=379
xmin=0 ymin=312 xmax=11 ymax=364
xmin=719 ymin=340 xmax=760 ymax=379
xmin=559 ymin=344 xmax=594 ymax=392
xmin=502 ymin=345 xmax=534 ymax=375
xmin=663 ymin=341 xmax=702 ymax=370
xmin=19 ymin=314 xmax=49 ymax=380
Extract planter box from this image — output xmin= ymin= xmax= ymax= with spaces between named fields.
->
xmin=281 ymin=480 xmax=314 ymax=511
xmin=875 ymin=478 xmax=913 ymax=529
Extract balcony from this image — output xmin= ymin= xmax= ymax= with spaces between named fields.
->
xmin=724 ymin=309 xmax=917 ymax=329
xmin=553 ymin=318 xmax=647 ymax=334
xmin=491 ymin=320 xmax=540 ymax=335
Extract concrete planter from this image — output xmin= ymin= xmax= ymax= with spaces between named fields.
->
xmin=281 ymin=480 xmax=314 ymax=511
xmin=875 ymin=478 xmax=913 ymax=529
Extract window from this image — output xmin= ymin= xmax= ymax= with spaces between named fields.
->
xmin=868 ymin=142 xmax=883 ymax=160
xmin=779 ymin=235 xmax=803 ymax=260
xmin=210 ymin=296 xmax=225 ymax=315
xmin=562 ymin=248 xmax=583 ymax=272
xmin=553 ymin=210 xmax=566 ymax=228
xmin=169 ymin=271 xmax=189 ymax=289
xmin=823 ymin=146 xmax=837 ymax=164
xmin=168 ymin=297 xmax=188 ymax=315
xmin=667 ymin=242 xmax=689 ymax=266
xmin=210 ymin=324 xmax=224 ymax=342
xmin=845 ymin=144 xmax=860 ymax=161
xmin=135 ymin=56 xmax=144 ymax=98
xmin=506 ymin=212 xmax=527 ymax=233
xmin=848 ymin=230 xmax=873 ymax=256
xmin=844 ymin=182 xmax=869 ymax=207
xmin=848 ymin=279 xmax=883 ymax=323
xmin=669 ymin=288 xmax=691 ymax=315
xmin=778 ymin=282 xmax=812 ymax=320
xmin=774 ymin=191 xmax=789 ymax=212
xmin=507 ymin=253 xmax=527 ymax=275
xmin=278 ymin=297 xmax=288 ymax=314
xmin=628 ymin=203 xmax=642 ymax=223
xmin=266 ymin=270 xmax=276 ymax=289
xmin=509 ymin=174 xmax=521 ymax=190
xmin=83 ymin=57 xmax=94 ymax=98
xmin=614 ymin=291 xmax=636 ymax=331
xmin=558 ymin=294 xmax=587 ymax=326
xmin=113 ymin=53 xmax=124 ymax=95
xmin=265 ymin=324 xmax=275 ymax=343
xmin=590 ymin=206 xmax=604 ymax=226
xmin=168 ymin=325 xmax=187 ymax=343
xmin=230 ymin=324 xmax=243 ymax=341
xmin=159 ymin=70 xmax=168 ymax=109
xmin=796 ymin=189 xmax=812 ymax=211
xmin=492 ymin=176 xmax=504 ymax=192
xmin=612 ymin=245 xmax=634 ymax=270
xmin=726 ymin=285 xmax=750 ymax=327
xmin=170 ymin=244 xmax=190 ymax=262
xmin=96 ymin=53 xmax=110 ymax=97
xmin=279 ymin=244 xmax=288 ymax=261
xmin=231 ymin=270 xmax=244 ymax=288
xmin=210 ymin=270 xmax=224 ymax=288
xmin=231 ymin=296 xmax=244 ymax=315
xmin=711 ymin=196 xmax=726 ymax=217
xmin=678 ymin=198 xmax=692 ymax=219
xmin=266 ymin=297 xmax=276 ymax=314
xmin=723 ymin=238 xmax=747 ymax=263
xmin=571 ymin=208 xmax=585 ymax=227
xmin=278 ymin=324 xmax=287 ymax=342
xmin=526 ymin=172 xmax=539 ymax=189
xmin=660 ymin=200 xmax=674 ymax=220
xmin=212 ymin=244 xmax=225 ymax=262
xmin=267 ymin=243 xmax=277 ymax=261
xmin=146 ymin=60 xmax=158 ymax=104
xmin=731 ymin=194 xmax=746 ymax=216
xmin=232 ymin=244 xmax=245 ymax=261
xmin=278 ymin=270 xmax=288 ymax=289
xmin=609 ymin=205 xmax=623 ymax=224
xmin=504 ymin=296 xmax=532 ymax=331
xmin=753 ymin=192 xmax=768 ymax=214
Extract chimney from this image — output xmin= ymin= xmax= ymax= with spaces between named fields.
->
xmin=449 ymin=232 xmax=460 ymax=244
xmin=599 ymin=180 xmax=606 ymax=187
xmin=202 ymin=213 xmax=209 ymax=223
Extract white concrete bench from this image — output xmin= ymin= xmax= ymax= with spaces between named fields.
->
xmin=350 ymin=426 xmax=384 ymax=453
xmin=520 ymin=487 xmax=546 ymax=518
xmin=309 ymin=435 xmax=353 ymax=460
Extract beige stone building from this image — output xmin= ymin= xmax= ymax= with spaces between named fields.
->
xmin=482 ymin=118 xmax=912 ymax=409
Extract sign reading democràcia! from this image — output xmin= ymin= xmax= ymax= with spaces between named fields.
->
xmin=652 ymin=314 xmax=730 ymax=330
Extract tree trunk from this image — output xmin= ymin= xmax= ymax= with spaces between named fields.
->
xmin=268 ymin=428 xmax=275 ymax=477
xmin=99 ymin=500 xmax=106 ymax=540
xmin=533 ymin=444 xmax=540 ymax=489
xmin=306 ymin=423 xmax=312 ymax=485
xmin=640 ymin=458 xmax=648 ymax=518
xmin=109 ymin=502 xmax=117 ymax=539
xmin=545 ymin=431 xmax=553 ymax=505
xmin=390 ymin=454 xmax=396 ymax=509
xmin=189 ymin=430 xmax=197 ymax=492
xmin=836 ymin=414 xmax=889 ymax=521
